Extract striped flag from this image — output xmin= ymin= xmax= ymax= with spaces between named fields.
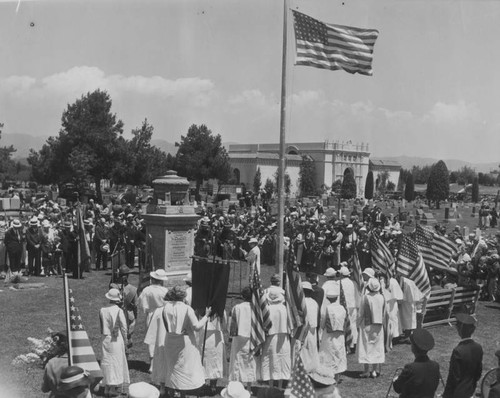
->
xmin=350 ymin=249 xmax=363 ymax=292
xmin=370 ymin=231 xmax=395 ymax=280
xmin=292 ymin=10 xmax=379 ymax=76
xmin=339 ymin=282 xmax=353 ymax=348
xmin=415 ymin=224 xmax=457 ymax=272
xmin=290 ymin=354 xmax=316 ymax=398
xmin=396 ymin=234 xmax=430 ymax=296
xmin=75 ymin=206 xmax=91 ymax=274
xmin=285 ymin=264 xmax=309 ymax=343
xmin=249 ymin=267 xmax=272 ymax=355
xmin=63 ymin=274 xmax=102 ymax=380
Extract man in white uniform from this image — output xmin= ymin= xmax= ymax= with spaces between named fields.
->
xmin=338 ymin=264 xmax=360 ymax=353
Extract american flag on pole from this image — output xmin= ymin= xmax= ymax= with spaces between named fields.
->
xmin=370 ymin=230 xmax=395 ymax=281
xmin=396 ymin=234 xmax=431 ymax=296
xmin=350 ymin=249 xmax=363 ymax=292
xmin=414 ymin=224 xmax=457 ymax=272
xmin=285 ymin=264 xmax=309 ymax=343
xmin=249 ymin=267 xmax=272 ymax=355
xmin=63 ymin=274 xmax=102 ymax=380
xmin=289 ymin=354 xmax=316 ymax=398
xmin=339 ymin=282 xmax=353 ymax=348
xmin=292 ymin=10 xmax=379 ymax=76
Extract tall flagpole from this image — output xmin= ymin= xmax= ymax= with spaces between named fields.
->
xmin=63 ymin=273 xmax=74 ymax=366
xmin=277 ymin=0 xmax=288 ymax=279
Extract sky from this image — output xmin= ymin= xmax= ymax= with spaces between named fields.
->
xmin=1 ymin=0 xmax=500 ymax=164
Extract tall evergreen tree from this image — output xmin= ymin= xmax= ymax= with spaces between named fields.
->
xmin=404 ymin=173 xmax=415 ymax=202
xmin=299 ymin=155 xmax=316 ymax=197
xmin=471 ymin=176 xmax=479 ymax=203
xmin=426 ymin=160 xmax=450 ymax=208
xmin=341 ymin=169 xmax=357 ymax=199
xmin=364 ymin=170 xmax=374 ymax=200
xmin=253 ymin=167 xmax=262 ymax=193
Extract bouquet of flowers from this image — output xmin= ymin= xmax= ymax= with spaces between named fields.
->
xmin=12 ymin=329 xmax=64 ymax=367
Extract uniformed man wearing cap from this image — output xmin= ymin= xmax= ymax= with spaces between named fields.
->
xmin=443 ymin=313 xmax=483 ymax=398
xmin=112 ymin=265 xmax=138 ymax=351
xmin=393 ymin=328 xmax=440 ymax=397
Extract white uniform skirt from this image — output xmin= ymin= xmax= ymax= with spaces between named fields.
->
xmin=260 ymin=333 xmax=291 ymax=381
xmin=101 ymin=335 xmax=130 ymax=386
xmin=228 ymin=336 xmax=258 ymax=383
xmin=357 ymin=324 xmax=385 ymax=364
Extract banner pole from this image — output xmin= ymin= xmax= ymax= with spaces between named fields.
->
xmin=63 ymin=273 xmax=73 ymax=366
xmin=277 ymin=0 xmax=289 ymax=279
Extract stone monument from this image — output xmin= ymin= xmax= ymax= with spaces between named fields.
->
xmin=143 ymin=170 xmax=199 ymax=279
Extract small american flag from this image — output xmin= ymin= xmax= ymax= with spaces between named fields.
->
xmin=292 ymin=10 xmax=379 ymax=76
xmin=396 ymin=234 xmax=430 ymax=296
xmin=64 ymin=275 xmax=102 ymax=380
xmin=285 ymin=264 xmax=309 ymax=343
xmin=370 ymin=231 xmax=395 ymax=281
xmin=339 ymin=282 xmax=353 ymax=348
xmin=249 ymin=267 xmax=272 ymax=355
xmin=415 ymin=224 xmax=457 ymax=272
xmin=350 ymin=249 xmax=363 ymax=292
xmin=290 ymin=355 xmax=316 ymax=398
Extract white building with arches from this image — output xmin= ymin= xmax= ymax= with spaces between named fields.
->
xmin=228 ymin=141 xmax=370 ymax=197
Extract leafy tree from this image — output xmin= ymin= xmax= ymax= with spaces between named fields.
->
xmin=404 ymin=173 xmax=415 ymax=202
xmin=412 ymin=165 xmax=432 ymax=184
xmin=426 ymin=160 xmax=450 ymax=208
xmin=397 ymin=168 xmax=407 ymax=192
xmin=471 ymin=177 xmax=479 ymax=203
xmin=253 ymin=167 xmax=262 ymax=193
xmin=165 ymin=153 xmax=177 ymax=171
xmin=331 ymin=179 xmax=342 ymax=195
xmin=341 ymin=169 xmax=357 ymax=199
xmin=274 ymin=170 xmax=291 ymax=195
xmin=364 ymin=171 xmax=374 ymax=200
xmin=387 ymin=181 xmax=396 ymax=191
xmin=175 ymin=124 xmax=231 ymax=198
xmin=0 ymin=123 xmax=18 ymax=182
xmin=264 ymin=178 xmax=275 ymax=198
xmin=299 ymin=155 xmax=316 ymax=197
xmin=376 ymin=171 xmax=390 ymax=194
xmin=113 ymin=119 xmax=169 ymax=186
xmin=28 ymin=90 xmax=124 ymax=201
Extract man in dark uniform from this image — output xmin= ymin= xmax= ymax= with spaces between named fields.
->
xmin=393 ymin=328 xmax=440 ymax=398
xmin=443 ymin=313 xmax=483 ymax=398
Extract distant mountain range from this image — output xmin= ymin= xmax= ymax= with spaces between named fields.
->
xmin=2 ymin=133 xmax=497 ymax=173
xmin=377 ymin=155 xmax=499 ymax=174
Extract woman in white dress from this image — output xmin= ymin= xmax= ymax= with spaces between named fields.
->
xmin=319 ymin=283 xmax=347 ymax=382
xmin=99 ymin=288 xmax=130 ymax=397
xmin=143 ymin=306 xmax=167 ymax=390
xmin=260 ymin=287 xmax=290 ymax=388
xmin=161 ymin=285 xmax=211 ymax=395
xmin=357 ymin=278 xmax=386 ymax=379
xmin=300 ymin=281 xmax=321 ymax=374
xmin=199 ymin=310 xmax=227 ymax=393
xmin=382 ymin=276 xmax=403 ymax=351
xmin=227 ymin=287 xmax=257 ymax=389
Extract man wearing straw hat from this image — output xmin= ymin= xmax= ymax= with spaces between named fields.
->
xmin=26 ymin=216 xmax=42 ymax=276
xmin=138 ymin=268 xmax=168 ymax=373
xmin=392 ymin=328 xmax=440 ymax=397
xmin=4 ymin=218 xmax=24 ymax=273
xmin=240 ymin=237 xmax=260 ymax=281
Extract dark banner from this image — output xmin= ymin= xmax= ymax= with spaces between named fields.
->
xmin=192 ymin=257 xmax=230 ymax=319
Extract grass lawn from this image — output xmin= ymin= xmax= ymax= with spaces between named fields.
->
xmin=1 ymin=203 xmax=499 ymax=398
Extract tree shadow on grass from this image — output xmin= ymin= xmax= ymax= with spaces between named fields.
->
xmin=127 ymin=359 xmax=149 ymax=373
xmin=485 ymin=304 xmax=500 ymax=310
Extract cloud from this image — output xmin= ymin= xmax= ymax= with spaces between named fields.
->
xmin=424 ymin=100 xmax=481 ymax=125
xmin=229 ymin=89 xmax=278 ymax=109
xmin=1 ymin=66 xmax=216 ymax=107
xmin=0 ymin=75 xmax=36 ymax=95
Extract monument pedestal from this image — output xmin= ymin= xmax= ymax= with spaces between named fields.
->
xmin=143 ymin=206 xmax=199 ymax=280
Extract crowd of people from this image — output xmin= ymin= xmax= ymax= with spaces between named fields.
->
xmin=13 ymin=192 xmax=497 ymax=397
